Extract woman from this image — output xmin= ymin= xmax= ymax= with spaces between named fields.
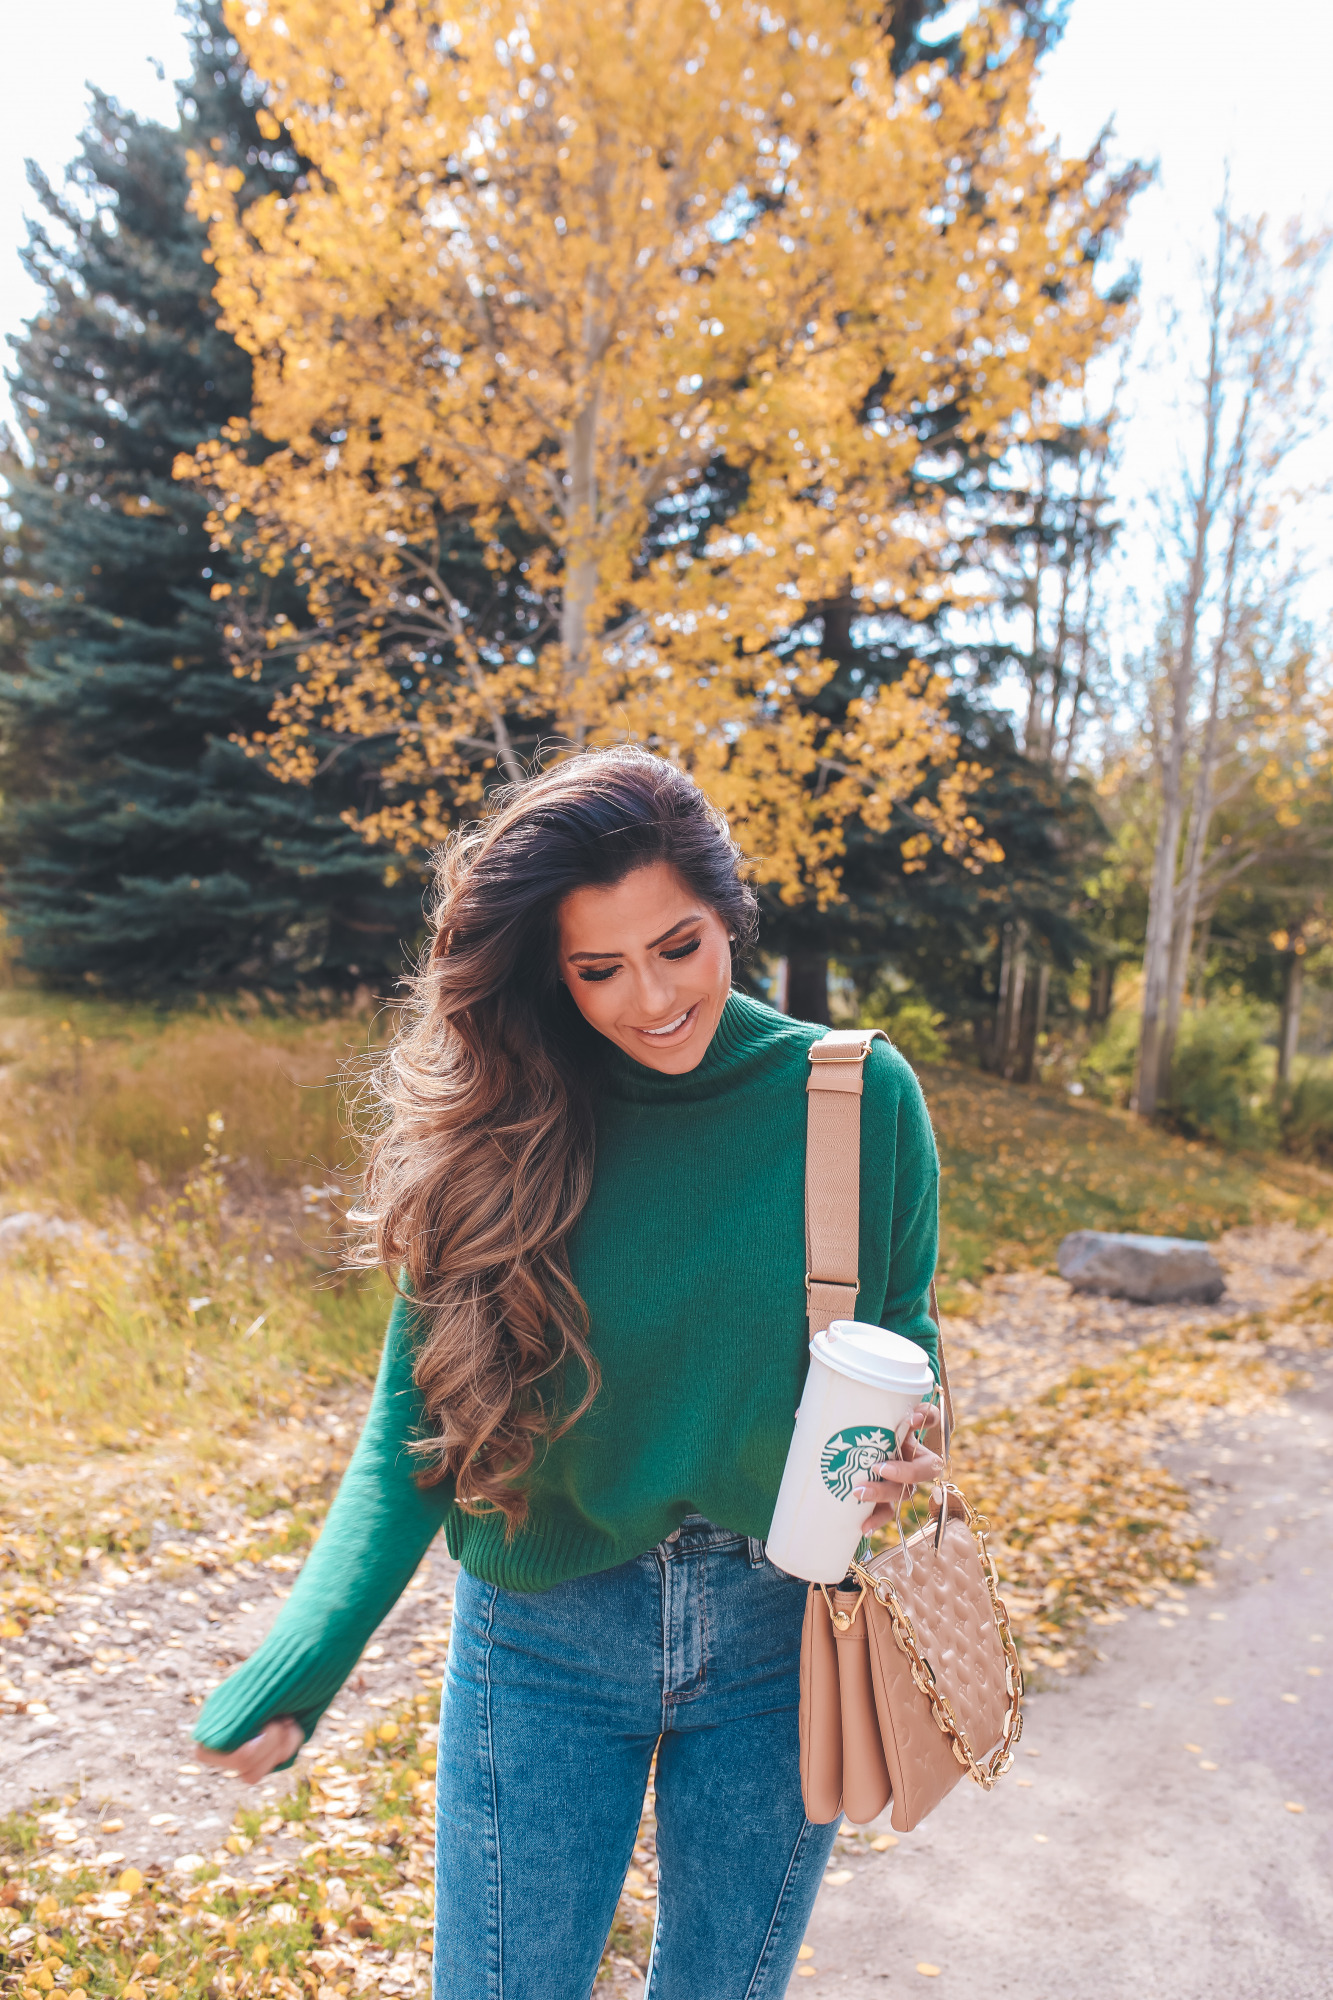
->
xmin=195 ymin=748 xmax=943 ymax=1999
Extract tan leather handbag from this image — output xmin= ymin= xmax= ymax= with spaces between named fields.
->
xmin=797 ymin=1029 xmax=1023 ymax=1831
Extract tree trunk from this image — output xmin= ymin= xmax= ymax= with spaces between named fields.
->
xmin=1088 ymin=961 xmax=1115 ymax=1030
xmin=999 ymin=935 xmax=1027 ymax=1081
xmin=559 ymin=380 xmax=602 ymax=743
xmin=1013 ymin=962 xmax=1049 ymax=1084
xmin=1277 ymin=953 xmax=1304 ymax=1088
xmin=1135 ymin=215 xmax=1229 ymax=1120
xmin=786 ymin=951 xmax=830 ymax=1024
xmin=1161 ymin=465 xmax=1244 ymax=1086
xmin=991 ymin=923 xmax=1029 ymax=1078
xmin=988 ymin=923 xmax=1013 ymax=1074
xmin=1135 ymin=795 xmax=1182 ymax=1118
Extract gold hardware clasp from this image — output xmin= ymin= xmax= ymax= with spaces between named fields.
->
xmin=819 ymin=1580 xmax=868 ymax=1632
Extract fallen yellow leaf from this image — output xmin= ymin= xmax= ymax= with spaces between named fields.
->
xmin=1199 ymin=1761 xmax=1218 ymax=1771
xmin=870 ymin=1833 xmax=898 ymax=1851
xmin=916 ymin=1965 xmax=942 ymax=1978
xmin=1285 ymin=1802 xmax=1304 ymax=1814
xmin=377 ymin=1721 xmax=399 ymax=1743
xmin=1184 ymin=1742 xmax=1202 ymax=1753
xmin=115 ymin=1869 xmax=143 ymax=1897
xmin=798 ymin=1946 xmax=815 ymax=1961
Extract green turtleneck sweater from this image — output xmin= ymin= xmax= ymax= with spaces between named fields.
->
xmin=195 ymin=993 xmax=939 ymax=1752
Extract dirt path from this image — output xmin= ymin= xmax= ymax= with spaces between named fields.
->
xmin=2 ymin=1223 xmax=1329 ymax=1991
xmin=0 ymin=1402 xmax=458 ymax=1870
xmin=792 ymin=1348 xmax=1333 ymax=1998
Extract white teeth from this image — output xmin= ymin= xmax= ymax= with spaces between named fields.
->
xmin=641 ymin=1011 xmax=688 ymax=1037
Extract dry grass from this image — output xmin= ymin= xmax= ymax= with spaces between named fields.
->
xmin=0 ymin=1155 xmax=390 ymax=1467
xmin=0 ymin=998 xmax=393 ymax=1468
xmin=2 ymin=994 xmax=1328 ymax=1466
xmin=0 ymin=992 xmax=384 ymax=1215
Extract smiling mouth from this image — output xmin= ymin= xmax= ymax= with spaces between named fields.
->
xmin=637 ymin=1003 xmax=697 ymax=1039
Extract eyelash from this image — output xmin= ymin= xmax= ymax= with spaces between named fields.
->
xmin=575 ymin=935 xmax=702 ymax=983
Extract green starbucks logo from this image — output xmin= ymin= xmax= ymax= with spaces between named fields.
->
xmin=820 ymin=1425 xmax=896 ymax=1501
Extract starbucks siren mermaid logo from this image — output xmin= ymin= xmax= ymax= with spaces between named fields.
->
xmin=819 ymin=1424 xmax=897 ymax=1501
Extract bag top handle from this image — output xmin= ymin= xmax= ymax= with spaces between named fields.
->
xmin=805 ymin=1028 xmax=953 ymax=1458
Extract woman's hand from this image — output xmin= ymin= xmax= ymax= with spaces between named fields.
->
xmin=852 ymin=1404 xmax=944 ymax=1534
xmin=194 ymin=1717 xmax=303 ymax=1785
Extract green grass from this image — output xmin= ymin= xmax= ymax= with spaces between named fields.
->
xmin=921 ymin=1062 xmax=1330 ymax=1285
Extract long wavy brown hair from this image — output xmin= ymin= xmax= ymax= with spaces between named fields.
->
xmin=360 ymin=748 xmax=758 ymax=1532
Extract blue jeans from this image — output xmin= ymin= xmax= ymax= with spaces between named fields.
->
xmin=433 ymin=1516 xmax=839 ymax=1999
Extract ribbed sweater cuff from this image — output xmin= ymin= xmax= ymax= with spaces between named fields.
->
xmin=194 ymin=1625 xmax=362 ymax=1757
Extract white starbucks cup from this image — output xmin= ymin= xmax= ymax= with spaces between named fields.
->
xmin=765 ymin=1320 xmax=936 ymax=1584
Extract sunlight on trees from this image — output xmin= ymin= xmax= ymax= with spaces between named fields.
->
xmin=179 ymin=0 xmax=1134 ymax=902
xmin=1132 ymin=201 xmax=1333 ymax=1118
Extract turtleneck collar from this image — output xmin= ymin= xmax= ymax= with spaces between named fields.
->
xmin=598 ymin=988 xmax=804 ymax=1105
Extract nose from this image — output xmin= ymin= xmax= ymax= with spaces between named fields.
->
xmin=630 ymin=959 xmax=677 ymax=1018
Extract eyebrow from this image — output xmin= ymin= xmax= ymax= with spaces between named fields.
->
xmin=566 ymin=914 xmax=704 ymax=963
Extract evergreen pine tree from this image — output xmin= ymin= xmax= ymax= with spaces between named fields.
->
xmin=0 ymin=4 xmax=421 ymax=994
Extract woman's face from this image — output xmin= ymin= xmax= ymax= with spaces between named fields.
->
xmin=556 ymin=862 xmax=733 ymax=1073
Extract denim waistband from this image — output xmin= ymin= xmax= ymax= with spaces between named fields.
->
xmin=656 ymin=1513 xmax=766 ymax=1566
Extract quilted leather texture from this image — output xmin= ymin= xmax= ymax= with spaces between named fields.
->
xmin=864 ymin=1515 xmax=1010 ymax=1832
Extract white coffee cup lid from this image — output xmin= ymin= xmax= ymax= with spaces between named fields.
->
xmin=811 ymin=1320 xmax=934 ymax=1396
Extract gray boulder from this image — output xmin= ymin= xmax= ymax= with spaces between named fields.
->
xmin=0 ymin=1211 xmax=91 ymax=1257
xmin=1057 ymin=1230 xmax=1225 ymax=1305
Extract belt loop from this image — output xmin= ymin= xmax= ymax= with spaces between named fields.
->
xmin=747 ymin=1536 xmax=765 ymax=1569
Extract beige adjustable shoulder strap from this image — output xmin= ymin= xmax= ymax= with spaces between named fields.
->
xmin=805 ymin=1028 xmax=954 ymax=1452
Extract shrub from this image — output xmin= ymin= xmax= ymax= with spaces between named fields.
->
xmin=1165 ymin=1002 xmax=1274 ymax=1150
xmin=858 ymin=994 xmax=949 ymax=1065
xmin=1077 ymin=1007 xmax=1141 ymax=1106
xmin=1277 ymin=1071 xmax=1333 ymax=1165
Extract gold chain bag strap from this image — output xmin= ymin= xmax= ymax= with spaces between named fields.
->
xmin=797 ymin=1029 xmax=1023 ymax=1832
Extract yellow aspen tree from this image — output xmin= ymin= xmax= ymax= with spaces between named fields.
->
xmin=183 ymin=0 xmax=1134 ymax=901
